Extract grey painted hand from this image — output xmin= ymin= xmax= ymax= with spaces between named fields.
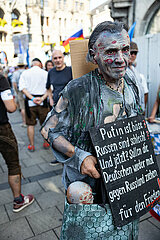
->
xmin=81 ymin=155 xmax=101 ymax=179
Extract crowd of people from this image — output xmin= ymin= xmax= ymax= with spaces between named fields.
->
xmin=0 ymin=49 xmax=72 ymax=213
xmin=0 ymin=20 xmax=160 ymax=239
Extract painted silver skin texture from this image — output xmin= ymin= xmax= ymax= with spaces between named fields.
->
xmin=94 ymin=29 xmax=130 ymax=82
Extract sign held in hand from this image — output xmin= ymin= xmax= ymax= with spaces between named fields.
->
xmin=90 ymin=115 xmax=160 ymax=227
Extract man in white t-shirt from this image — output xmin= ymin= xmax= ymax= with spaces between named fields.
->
xmin=19 ymin=58 xmax=49 ymax=151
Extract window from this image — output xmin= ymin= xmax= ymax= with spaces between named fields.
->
xmin=41 ymin=15 xmax=44 ymax=26
xmin=11 ymin=12 xmax=18 ymax=20
xmin=58 ymin=0 xmax=62 ymax=9
xmin=64 ymin=0 xmax=67 ymax=8
xmin=11 ymin=9 xmax=20 ymax=20
xmin=0 ymin=32 xmax=2 ymax=42
xmin=46 ymin=17 xmax=49 ymax=26
xmin=40 ymin=0 xmax=43 ymax=7
xmin=64 ymin=18 xmax=66 ymax=28
xmin=59 ymin=18 xmax=61 ymax=28
xmin=0 ymin=32 xmax=6 ymax=42
xmin=0 ymin=8 xmax=4 ymax=19
xmin=44 ymin=0 xmax=48 ymax=7
xmin=4 ymin=32 xmax=6 ymax=42
xmin=26 ymin=0 xmax=30 ymax=5
xmin=75 ymin=1 xmax=78 ymax=11
xmin=27 ymin=15 xmax=31 ymax=25
xmin=80 ymin=3 xmax=84 ymax=11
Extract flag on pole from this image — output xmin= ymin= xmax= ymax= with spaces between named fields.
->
xmin=128 ymin=22 xmax=136 ymax=41
xmin=26 ymin=48 xmax=30 ymax=67
xmin=63 ymin=29 xmax=84 ymax=52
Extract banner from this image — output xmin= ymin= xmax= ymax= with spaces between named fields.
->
xmin=12 ymin=34 xmax=29 ymax=55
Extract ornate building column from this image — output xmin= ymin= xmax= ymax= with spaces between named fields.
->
xmin=109 ymin=0 xmax=133 ymax=28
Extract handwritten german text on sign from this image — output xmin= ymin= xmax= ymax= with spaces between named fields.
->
xmin=90 ymin=115 xmax=160 ymax=227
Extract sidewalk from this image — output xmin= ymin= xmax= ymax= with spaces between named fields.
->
xmin=0 ymin=110 xmax=160 ymax=240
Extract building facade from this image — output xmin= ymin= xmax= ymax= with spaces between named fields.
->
xmin=109 ymin=0 xmax=160 ymax=36
xmin=91 ymin=0 xmax=113 ymax=30
xmin=0 ymin=0 xmax=91 ymax=65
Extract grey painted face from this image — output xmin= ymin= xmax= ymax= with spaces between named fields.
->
xmin=94 ymin=29 xmax=130 ymax=80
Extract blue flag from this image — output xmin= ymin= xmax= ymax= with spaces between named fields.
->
xmin=128 ymin=22 xmax=136 ymax=41
xmin=26 ymin=48 xmax=30 ymax=68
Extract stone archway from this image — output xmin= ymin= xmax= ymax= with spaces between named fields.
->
xmin=140 ymin=0 xmax=160 ymax=35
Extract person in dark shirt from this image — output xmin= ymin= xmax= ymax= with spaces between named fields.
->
xmin=46 ymin=49 xmax=72 ymax=165
xmin=0 ymin=74 xmax=34 ymax=212
xmin=46 ymin=49 xmax=72 ymax=107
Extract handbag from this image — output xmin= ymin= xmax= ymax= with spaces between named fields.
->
xmin=60 ymin=178 xmax=139 ymax=240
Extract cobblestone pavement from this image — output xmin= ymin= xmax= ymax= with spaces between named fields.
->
xmin=0 ymin=110 xmax=160 ymax=240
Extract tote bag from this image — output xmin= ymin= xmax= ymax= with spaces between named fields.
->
xmin=60 ymin=197 xmax=139 ymax=240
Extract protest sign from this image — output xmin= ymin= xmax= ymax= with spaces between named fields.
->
xmin=70 ymin=39 xmax=97 ymax=79
xmin=90 ymin=115 xmax=160 ymax=227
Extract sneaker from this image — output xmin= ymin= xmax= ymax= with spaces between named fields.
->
xmin=43 ymin=142 xmax=50 ymax=149
xmin=21 ymin=123 xmax=27 ymax=128
xmin=13 ymin=194 xmax=34 ymax=212
xmin=28 ymin=144 xmax=35 ymax=152
xmin=50 ymin=160 xmax=60 ymax=166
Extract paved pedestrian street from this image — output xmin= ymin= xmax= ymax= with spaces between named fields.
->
xmin=0 ymin=110 xmax=160 ymax=240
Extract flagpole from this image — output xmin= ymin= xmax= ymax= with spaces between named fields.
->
xmin=25 ymin=0 xmax=30 ymax=67
xmin=132 ymin=0 xmax=136 ymax=24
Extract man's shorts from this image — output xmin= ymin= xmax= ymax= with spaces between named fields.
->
xmin=0 ymin=123 xmax=21 ymax=175
xmin=17 ymin=91 xmax=25 ymax=110
xmin=25 ymin=105 xmax=49 ymax=126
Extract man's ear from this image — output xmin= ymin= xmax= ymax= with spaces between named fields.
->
xmin=93 ymin=55 xmax=98 ymax=65
xmin=88 ymin=49 xmax=96 ymax=64
xmin=89 ymin=49 xmax=98 ymax=64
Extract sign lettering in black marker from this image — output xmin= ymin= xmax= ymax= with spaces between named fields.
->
xmin=90 ymin=115 xmax=160 ymax=227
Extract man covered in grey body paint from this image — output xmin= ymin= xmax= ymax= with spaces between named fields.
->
xmin=41 ymin=21 xmax=142 ymax=239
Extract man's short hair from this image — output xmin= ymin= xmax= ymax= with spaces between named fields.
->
xmin=130 ymin=42 xmax=138 ymax=52
xmin=52 ymin=49 xmax=64 ymax=57
xmin=32 ymin=58 xmax=42 ymax=64
xmin=87 ymin=21 xmax=127 ymax=62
